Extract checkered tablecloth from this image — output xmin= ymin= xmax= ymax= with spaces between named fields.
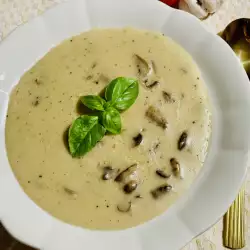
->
xmin=0 ymin=0 xmax=250 ymax=249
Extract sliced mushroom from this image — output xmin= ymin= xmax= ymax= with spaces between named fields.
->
xmin=170 ymin=158 xmax=180 ymax=177
xmin=134 ymin=54 xmax=154 ymax=78
xmin=146 ymin=80 xmax=160 ymax=89
xmin=102 ymin=166 xmax=117 ymax=180
xmin=115 ymin=164 xmax=138 ymax=183
xmin=134 ymin=54 xmax=160 ymax=89
xmin=123 ymin=180 xmax=138 ymax=194
xmin=146 ymin=106 xmax=168 ymax=129
xmin=178 ymin=131 xmax=188 ymax=150
xmin=156 ymin=169 xmax=171 ymax=179
xmin=133 ymin=133 xmax=143 ymax=147
xmin=151 ymin=184 xmax=172 ymax=199
xmin=117 ymin=201 xmax=131 ymax=213
xmin=162 ymin=91 xmax=175 ymax=103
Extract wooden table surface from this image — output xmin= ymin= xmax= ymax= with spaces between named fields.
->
xmin=0 ymin=0 xmax=250 ymax=249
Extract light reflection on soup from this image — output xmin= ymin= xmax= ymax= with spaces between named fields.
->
xmin=5 ymin=28 xmax=211 ymax=230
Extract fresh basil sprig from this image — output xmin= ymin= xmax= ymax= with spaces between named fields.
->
xmin=68 ymin=116 xmax=106 ymax=157
xmin=101 ymin=107 xmax=121 ymax=134
xmin=68 ymin=77 xmax=139 ymax=157
xmin=81 ymin=95 xmax=106 ymax=111
xmin=105 ymin=77 xmax=139 ymax=111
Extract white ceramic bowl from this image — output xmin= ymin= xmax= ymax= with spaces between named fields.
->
xmin=0 ymin=0 xmax=250 ymax=249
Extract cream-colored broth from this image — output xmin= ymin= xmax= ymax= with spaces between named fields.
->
xmin=5 ymin=28 xmax=211 ymax=230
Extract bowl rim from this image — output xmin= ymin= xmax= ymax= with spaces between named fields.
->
xmin=0 ymin=0 xmax=250 ymax=249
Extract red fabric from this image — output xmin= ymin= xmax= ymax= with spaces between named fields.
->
xmin=159 ymin=0 xmax=179 ymax=7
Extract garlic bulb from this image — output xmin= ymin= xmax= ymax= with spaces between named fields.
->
xmin=179 ymin=0 xmax=223 ymax=20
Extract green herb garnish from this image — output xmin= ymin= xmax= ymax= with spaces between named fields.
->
xmin=101 ymin=107 xmax=121 ymax=134
xmin=81 ymin=95 xmax=106 ymax=111
xmin=68 ymin=77 xmax=139 ymax=157
xmin=105 ymin=77 xmax=139 ymax=111
xmin=68 ymin=116 xmax=106 ymax=157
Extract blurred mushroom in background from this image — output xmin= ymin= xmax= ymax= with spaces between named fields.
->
xmin=178 ymin=0 xmax=223 ymax=19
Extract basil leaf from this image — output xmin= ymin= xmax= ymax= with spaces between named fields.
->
xmin=101 ymin=107 xmax=121 ymax=134
xmin=103 ymin=101 xmax=112 ymax=110
xmin=68 ymin=115 xmax=106 ymax=157
xmin=81 ymin=95 xmax=106 ymax=111
xmin=105 ymin=77 xmax=139 ymax=111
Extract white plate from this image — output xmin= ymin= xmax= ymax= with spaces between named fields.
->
xmin=0 ymin=0 xmax=250 ymax=249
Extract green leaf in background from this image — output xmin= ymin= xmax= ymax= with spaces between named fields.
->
xmin=105 ymin=77 xmax=139 ymax=111
xmin=81 ymin=95 xmax=106 ymax=111
xmin=68 ymin=115 xmax=106 ymax=157
xmin=101 ymin=107 xmax=121 ymax=134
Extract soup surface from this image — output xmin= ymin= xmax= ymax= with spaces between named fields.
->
xmin=5 ymin=28 xmax=211 ymax=230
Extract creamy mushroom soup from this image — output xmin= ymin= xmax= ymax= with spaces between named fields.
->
xmin=5 ymin=28 xmax=211 ymax=230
